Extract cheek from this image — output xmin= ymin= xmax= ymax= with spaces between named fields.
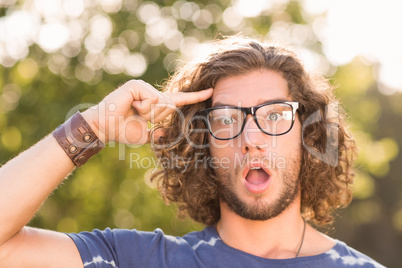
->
xmin=273 ymin=121 xmax=302 ymax=158
xmin=209 ymin=138 xmax=231 ymax=159
xmin=292 ymin=119 xmax=302 ymax=146
xmin=288 ymin=122 xmax=302 ymax=157
xmin=209 ymin=137 xmax=241 ymax=169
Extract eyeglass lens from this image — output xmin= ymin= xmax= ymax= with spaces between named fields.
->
xmin=206 ymin=103 xmax=294 ymax=140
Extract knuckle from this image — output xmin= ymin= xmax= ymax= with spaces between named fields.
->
xmin=142 ymin=115 xmax=151 ymax=121
xmin=126 ymin=79 xmax=139 ymax=86
xmin=150 ymin=95 xmax=159 ymax=103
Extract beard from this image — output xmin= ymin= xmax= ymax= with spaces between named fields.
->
xmin=217 ymin=155 xmax=301 ymax=221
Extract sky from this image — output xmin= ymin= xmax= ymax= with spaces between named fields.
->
xmin=232 ymin=0 xmax=402 ymax=94
xmin=0 ymin=0 xmax=401 ymax=94
xmin=303 ymin=0 xmax=402 ymax=94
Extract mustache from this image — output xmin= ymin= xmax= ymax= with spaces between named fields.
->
xmin=240 ymin=153 xmax=281 ymax=170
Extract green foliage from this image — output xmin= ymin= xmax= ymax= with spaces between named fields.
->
xmin=1 ymin=0 xmax=401 ymax=266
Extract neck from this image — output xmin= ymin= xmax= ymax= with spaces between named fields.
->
xmin=216 ymin=196 xmax=305 ymax=259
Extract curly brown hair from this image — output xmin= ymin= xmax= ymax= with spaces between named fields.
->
xmin=150 ymin=36 xmax=357 ymax=227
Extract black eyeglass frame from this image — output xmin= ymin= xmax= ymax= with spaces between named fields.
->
xmin=198 ymin=101 xmax=299 ymax=140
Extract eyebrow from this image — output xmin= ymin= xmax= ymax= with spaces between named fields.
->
xmin=212 ymin=98 xmax=291 ymax=108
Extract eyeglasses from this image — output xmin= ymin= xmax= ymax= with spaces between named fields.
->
xmin=199 ymin=101 xmax=299 ymax=140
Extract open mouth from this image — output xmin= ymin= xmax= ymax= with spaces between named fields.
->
xmin=242 ymin=164 xmax=272 ymax=194
xmin=246 ymin=167 xmax=270 ymax=185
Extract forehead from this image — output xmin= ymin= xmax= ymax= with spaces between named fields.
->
xmin=212 ymin=70 xmax=290 ymax=107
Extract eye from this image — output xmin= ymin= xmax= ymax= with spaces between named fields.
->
xmin=209 ymin=108 xmax=241 ymax=127
xmin=268 ymin=112 xmax=282 ymax=121
xmin=222 ymin=116 xmax=235 ymax=125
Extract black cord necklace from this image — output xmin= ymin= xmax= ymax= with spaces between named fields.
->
xmin=295 ymin=218 xmax=307 ymax=258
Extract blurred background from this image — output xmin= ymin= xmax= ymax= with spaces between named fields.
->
xmin=0 ymin=0 xmax=401 ymax=266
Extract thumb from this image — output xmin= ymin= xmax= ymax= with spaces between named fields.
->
xmin=132 ymin=96 xmax=159 ymax=114
xmin=132 ymin=100 xmax=142 ymax=111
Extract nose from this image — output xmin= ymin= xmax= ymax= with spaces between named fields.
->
xmin=241 ymin=115 xmax=268 ymax=154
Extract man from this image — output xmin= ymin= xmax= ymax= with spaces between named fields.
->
xmin=0 ymin=37 xmax=384 ymax=267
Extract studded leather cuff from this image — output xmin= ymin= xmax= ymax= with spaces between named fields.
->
xmin=52 ymin=112 xmax=105 ymax=167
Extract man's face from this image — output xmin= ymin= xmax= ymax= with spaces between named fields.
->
xmin=209 ymin=69 xmax=302 ymax=221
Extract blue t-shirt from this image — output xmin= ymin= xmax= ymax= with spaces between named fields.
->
xmin=67 ymin=226 xmax=384 ymax=268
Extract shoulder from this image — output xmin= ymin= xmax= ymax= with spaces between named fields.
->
xmin=67 ymin=227 xmax=214 ymax=267
xmin=67 ymin=228 xmax=168 ymax=267
xmin=301 ymin=227 xmax=385 ymax=268
xmin=327 ymin=240 xmax=385 ymax=268
xmin=68 ymin=227 xmax=214 ymax=251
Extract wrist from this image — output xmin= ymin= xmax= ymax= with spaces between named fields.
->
xmin=81 ymin=107 xmax=107 ymax=144
xmin=52 ymin=112 xmax=105 ymax=167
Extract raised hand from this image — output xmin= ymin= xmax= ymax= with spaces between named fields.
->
xmin=81 ymin=80 xmax=213 ymax=145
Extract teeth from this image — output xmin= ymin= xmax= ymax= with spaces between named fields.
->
xmin=250 ymin=167 xmax=261 ymax=170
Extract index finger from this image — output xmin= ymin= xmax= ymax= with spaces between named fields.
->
xmin=166 ymin=88 xmax=213 ymax=107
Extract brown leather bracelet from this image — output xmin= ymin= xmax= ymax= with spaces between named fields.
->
xmin=52 ymin=112 xmax=105 ymax=167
